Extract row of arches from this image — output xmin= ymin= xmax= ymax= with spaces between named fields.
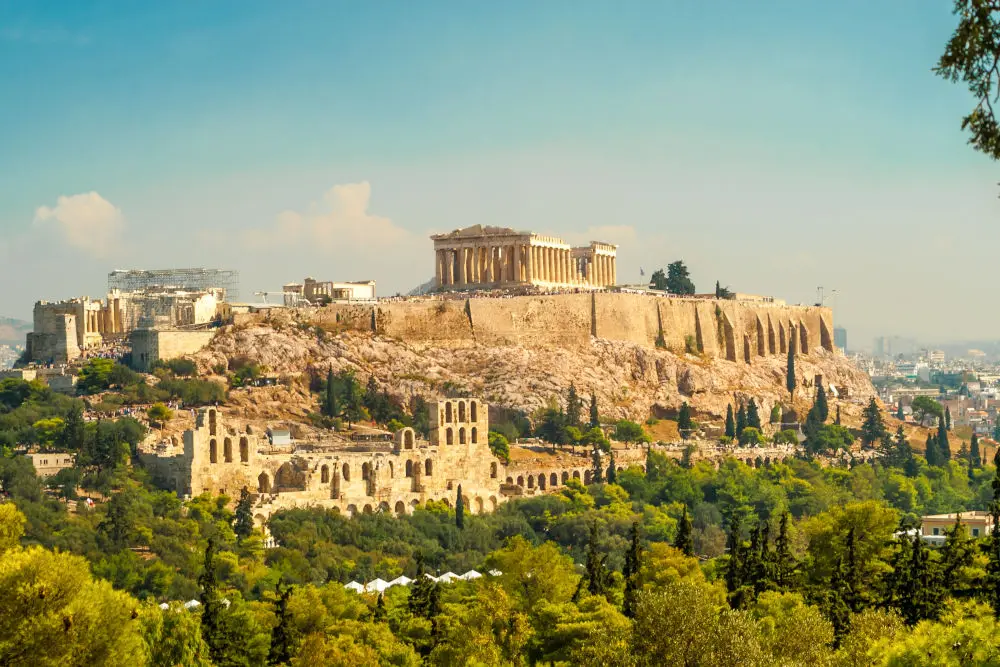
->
xmin=444 ymin=426 xmax=478 ymax=445
xmin=208 ymin=437 xmax=249 ymax=464
xmin=506 ymin=464 xmax=643 ymax=491
xmin=316 ymin=458 xmax=437 ymax=486
xmin=344 ymin=495 xmax=499 ymax=517
xmin=442 ymin=399 xmax=479 ymax=424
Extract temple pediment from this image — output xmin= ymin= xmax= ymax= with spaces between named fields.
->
xmin=431 ymin=225 xmax=524 ymax=240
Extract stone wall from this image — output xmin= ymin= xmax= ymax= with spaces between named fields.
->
xmin=131 ymin=328 xmax=218 ymax=372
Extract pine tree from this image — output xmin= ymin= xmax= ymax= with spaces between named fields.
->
xmin=61 ymin=404 xmax=87 ymax=451
xmin=815 ymin=385 xmax=829 ymax=423
xmin=925 ymin=432 xmax=939 ymax=467
xmin=591 ymin=449 xmax=604 ymax=484
xmin=724 ymin=514 xmax=746 ymax=608
xmin=825 ymin=557 xmax=852 ymax=647
xmin=622 ymin=521 xmax=642 ymax=618
xmin=889 ymin=425 xmax=913 ymax=469
xmin=946 ymin=406 xmax=952 ymax=431
xmin=902 ymin=532 xmax=943 ymax=625
xmin=323 ymin=369 xmax=338 ymax=418
xmin=736 ymin=403 xmax=748 ymax=438
xmin=896 ymin=401 xmax=904 ymax=421
xmin=199 ymin=539 xmax=225 ymax=664
xmin=773 ymin=512 xmax=796 ymax=590
xmin=725 ymin=404 xmax=736 ymax=438
xmin=674 ymin=506 xmax=694 ymax=557
xmin=884 ymin=521 xmax=913 ymax=612
xmin=232 ymin=487 xmax=255 ymax=541
xmin=566 ymin=384 xmax=582 ymax=428
xmin=455 ymin=484 xmax=465 ymax=530
xmin=678 ymin=402 xmax=693 ymax=434
xmin=971 ymin=432 xmax=982 ymax=468
xmin=606 ymin=449 xmax=617 ymax=485
xmin=941 ymin=514 xmax=977 ymax=601
xmin=409 ymin=554 xmax=439 ymax=619
xmin=373 ymin=593 xmax=387 ymax=623
xmin=747 ymin=399 xmax=761 ymax=430
xmin=786 ymin=335 xmax=797 ymax=400
xmin=835 ymin=405 xmax=841 ymax=426
xmin=987 ymin=450 xmax=1000 ymax=616
xmin=268 ymin=580 xmax=296 ymax=665
xmin=938 ymin=416 xmax=950 ymax=461
xmin=585 ymin=522 xmax=609 ymax=598
xmin=842 ymin=528 xmax=864 ymax=613
xmin=589 ymin=393 xmax=599 ymax=428
xmin=860 ymin=397 xmax=887 ymax=448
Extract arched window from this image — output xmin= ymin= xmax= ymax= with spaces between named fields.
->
xmin=528 ymin=476 xmax=535 ymax=489
xmin=257 ymin=472 xmax=270 ymax=493
xmin=362 ymin=462 xmax=371 ymax=481
xmin=516 ymin=476 xmax=524 ymax=487
xmin=445 ymin=402 xmax=453 ymax=423
xmin=239 ymin=437 xmax=249 ymax=463
xmin=572 ymin=470 xmax=580 ymax=480
xmin=425 ymin=459 xmax=433 ymax=476
xmin=458 ymin=401 xmax=467 ymax=422
xmin=223 ymin=438 xmax=233 ymax=463
xmin=459 ymin=428 xmax=466 ymax=445
xmin=405 ymin=460 xmax=413 ymax=477
xmin=490 ymin=462 xmax=498 ymax=479
xmin=561 ymin=471 xmax=569 ymax=483
xmin=404 ymin=430 xmax=414 ymax=449
xmin=321 ymin=465 xmax=329 ymax=483
xmin=538 ymin=474 xmax=546 ymax=490
xmin=342 ymin=463 xmax=350 ymax=482
xmin=395 ymin=501 xmax=406 ymax=515
xmin=209 ymin=439 xmax=217 ymax=464
xmin=471 ymin=427 xmax=478 ymax=444
xmin=584 ymin=470 xmax=592 ymax=484
xmin=470 ymin=401 xmax=478 ymax=422
xmin=550 ymin=473 xmax=558 ymax=487
xmin=446 ymin=427 xmax=454 ymax=445
xmin=506 ymin=476 xmax=514 ymax=484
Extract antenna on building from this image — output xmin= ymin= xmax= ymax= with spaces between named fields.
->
xmin=816 ymin=286 xmax=824 ymax=307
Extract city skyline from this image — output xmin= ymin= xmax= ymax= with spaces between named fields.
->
xmin=1 ymin=2 xmax=997 ymax=342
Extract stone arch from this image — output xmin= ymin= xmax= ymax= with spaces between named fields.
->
xmin=550 ymin=472 xmax=558 ymax=487
xmin=490 ymin=462 xmax=498 ymax=479
xmin=405 ymin=460 xmax=413 ymax=477
xmin=209 ymin=439 xmax=218 ymax=463
xmin=471 ymin=400 xmax=478 ymax=422
xmin=275 ymin=462 xmax=304 ymax=491
xmin=562 ymin=471 xmax=569 ymax=483
xmin=442 ymin=498 xmax=452 ymax=508
xmin=445 ymin=402 xmax=453 ymax=423
xmin=425 ymin=459 xmax=433 ymax=476
xmin=517 ymin=475 xmax=525 ymax=486
xmin=378 ymin=501 xmax=390 ymax=514
xmin=347 ymin=504 xmax=358 ymax=517
xmin=757 ymin=318 xmax=766 ymax=356
xmin=258 ymin=472 xmax=270 ymax=494
xmin=471 ymin=427 xmax=478 ymax=444
xmin=527 ymin=475 xmax=535 ymax=489
xmin=223 ymin=437 xmax=233 ymax=463
xmin=799 ymin=322 xmax=809 ymax=354
xmin=459 ymin=427 xmax=466 ymax=445
xmin=209 ymin=409 xmax=217 ymax=436
xmin=239 ymin=437 xmax=249 ymax=463
xmin=410 ymin=499 xmax=419 ymax=510
xmin=254 ymin=513 xmax=266 ymax=527
xmin=362 ymin=462 xmax=371 ymax=481
xmin=572 ymin=470 xmax=581 ymax=480
xmin=459 ymin=401 xmax=467 ymax=422
xmin=404 ymin=429 xmax=414 ymax=449
xmin=765 ymin=457 xmax=771 ymax=466
xmin=363 ymin=504 xmax=373 ymax=515
xmin=342 ymin=463 xmax=350 ymax=482
xmin=321 ymin=464 xmax=330 ymax=483
xmin=506 ymin=476 xmax=514 ymax=484
xmin=395 ymin=501 xmax=406 ymax=515
xmin=489 ymin=496 xmax=498 ymax=510
xmin=446 ymin=427 xmax=454 ymax=445
xmin=743 ymin=336 xmax=752 ymax=364
xmin=538 ymin=474 xmax=546 ymax=490
xmin=584 ymin=470 xmax=592 ymax=484
xmin=767 ymin=316 xmax=776 ymax=355
xmin=475 ymin=497 xmax=484 ymax=513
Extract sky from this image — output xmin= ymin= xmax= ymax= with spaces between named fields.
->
xmin=0 ymin=1 xmax=996 ymax=348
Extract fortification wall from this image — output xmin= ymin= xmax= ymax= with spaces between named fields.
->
xmin=131 ymin=329 xmax=218 ymax=372
xmin=376 ymin=301 xmax=474 ymax=345
xmin=468 ymin=294 xmax=592 ymax=347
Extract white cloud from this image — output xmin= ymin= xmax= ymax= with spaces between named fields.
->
xmin=243 ymin=181 xmax=409 ymax=250
xmin=33 ymin=192 xmax=125 ymax=256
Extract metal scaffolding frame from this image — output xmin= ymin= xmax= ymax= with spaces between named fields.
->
xmin=107 ymin=268 xmax=240 ymax=300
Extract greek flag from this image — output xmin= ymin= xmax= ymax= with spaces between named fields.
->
xmin=639 ymin=267 xmax=645 ymax=277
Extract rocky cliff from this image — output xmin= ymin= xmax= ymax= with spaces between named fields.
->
xmin=192 ymin=319 xmax=876 ymax=430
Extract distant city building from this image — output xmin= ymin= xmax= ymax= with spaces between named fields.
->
xmin=282 ymin=278 xmax=376 ymax=304
xmin=921 ymin=511 xmax=993 ymax=544
xmin=833 ymin=326 xmax=847 ymax=352
xmin=28 ymin=452 xmax=75 ymax=478
xmin=927 ymin=349 xmax=946 ymax=363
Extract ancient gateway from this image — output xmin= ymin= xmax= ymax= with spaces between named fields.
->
xmin=431 ymin=225 xmax=618 ymax=290
xmin=140 ymin=399 xmax=634 ymax=523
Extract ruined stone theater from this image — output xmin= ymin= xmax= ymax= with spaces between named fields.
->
xmin=432 ymin=225 xmax=618 ymax=289
xmin=140 ymin=398 xmax=618 ymax=522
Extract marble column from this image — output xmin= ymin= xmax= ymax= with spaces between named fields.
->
xmin=512 ymin=244 xmax=521 ymax=283
xmin=457 ymin=248 xmax=467 ymax=285
xmin=525 ymin=244 xmax=533 ymax=282
xmin=435 ymin=250 xmax=443 ymax=286
xmin=611 ymin=257 xmax=616 ymax=286
xmin=445 ymin=250 xmax=454 ymax=285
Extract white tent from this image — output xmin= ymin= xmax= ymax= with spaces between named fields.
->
xmin=159 ymin=602 xmax=170 ymax=610
xmin=345 ymin=581 xmax=365 ymax=592
xmin=388 ymin=575 xmax=412 ymax=587
xmin=459 ymin=570 xmax=482 ymax=580
xmin=365 ymin=578 xmax=390 ymax=593
xmin=183 ymin=600 xmax=202 ymax=609
xmin=436 ymin=572 xmax=459 ymax=583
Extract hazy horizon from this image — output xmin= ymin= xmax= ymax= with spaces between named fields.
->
xmin=2 ymin=2 xmax=998 ymax=344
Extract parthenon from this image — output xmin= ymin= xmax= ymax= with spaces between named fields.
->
xmin=431 ymin=225 xmax=617 ymax=290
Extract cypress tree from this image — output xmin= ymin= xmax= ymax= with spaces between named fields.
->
xmin=971 ymin=432 xmax=982 ymax=468
xmin=786 ymin=333 xmax=797 ymax=400
xmin=373 ymin=593 xmax=387 ymax=623
xmin=843 ymin=527 xmax=864 ymax=613
xmin=455 ymin=484 xmax=465 ymax=530
xmin=773 ymin=512 xmax=796 ymax=590
xmin=860 ymin=397 xmax=886 ymax=447
xmin=896 ymin=401 xmax=904 ymax=421
xmin=724 ymin=514 xmax=745 ymax=607
xmin=736 ymin=403 xmax=748 ymax=438
xmin=892 ymin=425 xmax=913 ymax=469
xmin=678 ymin=401 xmax=693 ymax=434
xmin=725 ymin=404 xmax=736 ymax=438
xmin=938 ymin=416 xmax=950 ymax=461
xmin=941 ymin=514 xmax=976 ymax=601
xmin=591 ymin=449 xmax=604 ymax=484
xmin=884 ymin=520 xmax=913 ymax=612
xmin=199 ymin=539 xmax=225 ymax=664
xmin=323 ymin=369 xmax=339 ymax=418
xmin=622 ymin=521 xmax=642 ymax=618
xmin=674 ymin=506 xmax=694 ymax=557
xmin=232 ymin=487 xmax=255 ymax=541
xmin=606 ymin=449 xmax=617 ymax=485
xmin=747 ymin=399 xmax=761 ymax=430
xmin=409 ymin=554 xmax=440 ymax=620
xmin=987 ymin=450 xmax=1000 ymax=616
xmin=826 ymin=557 xmax=851 ymax=647
xmin=566 ymin=383 xmax=582 ymax=428
xmin=925 ymin=432 xmax=939 ymax=467
xmin=815 ymin=385 xmax=829 ymax=423
xmin=945 ymin=406 xmax=952 ymax=431
xmin=589 ymin=393 xmax=599 ymax=428
xmin=835 ymin=404 xmax=841 ymax=426
xmin=585 ymin=522 xmax=609 ymax=597
xmin=268 ymin=580 xmax=296 ymax=666
xmin=903 ymin=532 xmax=943 ymax=625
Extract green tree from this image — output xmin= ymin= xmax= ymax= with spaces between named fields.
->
xmin=769 ymin=403 xmax=781 ymax=425
xmin=487 ymin=431 xmax=511 ymax=463
xmin=613 ymin=420 xmax=650 ymax=446
xmin=724 ymin=513 xmax=747 ymax=608
xmin=566 ymin=384 xmax=582 ymax=428
xmin=198 ymin=539 xmax=226 ymax=665
xmin=588 ymin=393 xmax=599 ymax=428
xmin=322 ymin=369 xmax=338 ymax=418
xmin=911 ymin=396 xmax=943 ymax=423
xmin=678 ymin=401 xmax=693 ymax=435
xmin=925 ymin=431 xmax=940 ymax=467
xmin=937 ymin=415 xmax=951 ymax=462
xmin=147 ymin=402 xmax=173 ymax=428
xmin=268 ymin=580 xmax=296 ymax=665
xmin=946 ymin=406 xmax=953 ymax=431
xmin=591 ymin=449 xmax=604 ymax=484
xmin=725 ymin=404 xmax=736 ymax=438
xmin=649 ymin=268 xmax=667 ymax=291
xmin=773 ymin=512 xmax=796 ymax=590
xmin=232 ymin=488 xmax=254 ymax=541
xmin=606 ymin=449 xmax=617 ymax=485
xmin=746 ymin=399 xmax=761 ymax=430
xmin=675 ymin=506 xmax=694 ymax=557
xmin=622 ymin=521 xmax=642 ymax=618
xmin=736 ymin=403 xmax=748 ymax=437
xmin=971 ymin=432 xmax=982 ymax=468
xmin=786 ymin=336 xmax=796 ymax=400
xmin=814 ymin=385 xmax=828 ymax=423
xmin=941 ymin=514 xmax=979 ymax=601
xmin=896 ymin=401 xmax=904 ymax=420
xmin=860 ymin=398 xmax=886 ymax=448
xmin=987 ymin=449 xmax=1000 ymax=616
xmin=664 ymin=260 xmax=696 ymax=295
xmin=455 ymin=484 xmax=465 ymax=530
xmin=583 ymin=522 xmax=610 ymax=598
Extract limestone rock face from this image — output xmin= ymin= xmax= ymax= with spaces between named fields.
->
xmin=193 ymin=324 xmax=876 ymax=428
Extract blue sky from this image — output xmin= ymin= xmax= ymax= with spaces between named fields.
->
xmin=0 ymin=1 xmax=995 ymax=346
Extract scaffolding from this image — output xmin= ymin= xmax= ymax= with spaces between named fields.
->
xmin=108 ymin=268 xmax=240 ymax=300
